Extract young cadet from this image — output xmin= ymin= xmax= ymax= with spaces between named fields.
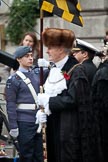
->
xmin=5 ymin=46 xmax=46 ymax=162
xmin=37 ymin=28 xmax=102 ymax=162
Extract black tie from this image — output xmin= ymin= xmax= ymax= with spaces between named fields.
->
xmin=50 ymin=62 xmax=56 ymax=68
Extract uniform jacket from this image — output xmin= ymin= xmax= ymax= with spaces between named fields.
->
xmin=5 ymin=70 xmax=40 ymax=129
xmin=5 ymin=67 xmax=49 ymax=129
xmin=82 ymin=59 xmax=97 ymax=86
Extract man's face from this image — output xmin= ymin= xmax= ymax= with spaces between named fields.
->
xmin=17 ymin=52 xmax=33 ymax=69
xmin=73 ymin=50 xmax=87 ymax=63
xmin=46 ymin=46 xmax=65 ymax=63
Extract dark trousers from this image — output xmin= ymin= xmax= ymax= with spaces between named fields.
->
xmin=18 ymin=121 xmax=44 ymax=162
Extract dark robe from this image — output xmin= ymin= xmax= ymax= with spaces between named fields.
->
xmin=46 ymin=56 xmax=101 ymax=162
xmin=92 ymin=60 xmax=108 ymax=162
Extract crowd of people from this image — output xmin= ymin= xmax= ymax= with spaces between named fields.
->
xmin=3 ymin=28 xmax=108 ymax=162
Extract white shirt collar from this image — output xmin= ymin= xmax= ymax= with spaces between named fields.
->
xmin=55 ymin=55 xmax=69 ymax=69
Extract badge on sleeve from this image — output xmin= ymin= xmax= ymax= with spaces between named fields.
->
xmin=6 ymin=76 xmax=12 ymax=88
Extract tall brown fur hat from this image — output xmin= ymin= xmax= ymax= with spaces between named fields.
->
xmin=42 ymin=28 xmax=75 ymax=49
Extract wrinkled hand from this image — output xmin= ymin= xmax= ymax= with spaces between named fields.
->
xmin=36 ymin=109 xmax=47 ymax=124
xmin=38 ymin=93 xmax=50 ymax=107
xmin=38 ymin=58 xmax=50 ymax=67
xmin=9 ymin=128 xmax=19 ymax=138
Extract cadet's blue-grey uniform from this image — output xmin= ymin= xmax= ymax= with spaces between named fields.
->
xmin=5 ymin=67 xmax=44 ymax=162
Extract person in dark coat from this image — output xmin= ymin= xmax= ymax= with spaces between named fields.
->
xmin=72 ymin=39 xmax=99 ymax=86
xmin=37 ymin=28 xmax=101 ymax=162
xmin=92 ymin=44 xmax=108 ymax=162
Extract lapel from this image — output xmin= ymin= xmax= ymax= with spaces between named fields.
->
xmin=62 ymin=56 xmax=78 ymax=72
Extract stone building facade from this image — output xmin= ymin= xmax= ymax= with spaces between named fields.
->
xmin=0 ymin=0 xmax=108 ymax=80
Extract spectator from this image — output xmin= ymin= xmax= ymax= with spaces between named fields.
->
xmin=19 ymin=32 xmax=40 ymax=65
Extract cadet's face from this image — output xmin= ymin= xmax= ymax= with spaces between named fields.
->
xmin=22 ymin=35 xmax=34 ymax=47
xmin=17 ymin=53 xmax=33 ymax=69
xmin=46 ymin=46 xmax=64 ymax=63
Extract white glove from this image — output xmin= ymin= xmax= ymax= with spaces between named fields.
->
xmin=38 ymin=93 xmax=50 ymax=107
xmin=38 ymin=58 xmax=50 ymax=67
xmin=36 ymin=110 xmax=47 ymax=133
xmin=9 ymin=128 xmax=19 ymax=138
xmin=36 ymin=109 xmax=47 ymax=124
xmin=38 ymin=93 xmax=51 ymax=116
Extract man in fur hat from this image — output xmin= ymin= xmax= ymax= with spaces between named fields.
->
xmin=37 ymin=28 xmax=102 ymax=162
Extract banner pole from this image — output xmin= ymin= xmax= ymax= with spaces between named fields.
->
xmin=39 ymin=8 xmax=47 ymax=162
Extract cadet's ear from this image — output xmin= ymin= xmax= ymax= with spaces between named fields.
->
xmin=17 ymin=58 xmax=21 ymax=62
